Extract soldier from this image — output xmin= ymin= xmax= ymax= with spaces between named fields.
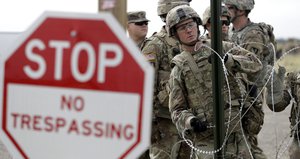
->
xmin=141 ymin=0 xmax=192 ymax=158
xmin=166 ymin=5 xmax=263 ymax=158
xmin=127 ymin=11 xmax=150 ymax=49
xmin=223 ymin=0 xmax=276 ymax=158
xmin=265 ymin=68 xmax=300 ymax=159
xmin=202 ymin=5 xmax=231 ymax=41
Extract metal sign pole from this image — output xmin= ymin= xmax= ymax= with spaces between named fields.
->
xmin=210 ymin=0 xmax=225 ymax=158
xmin=98 ymin=0 xmax=127 ymax=30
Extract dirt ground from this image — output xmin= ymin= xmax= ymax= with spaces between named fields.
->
xmin=258 ymin=104 xmax=292 ymax=159
xmin=0 ymin=105 xmax=293 ymax=159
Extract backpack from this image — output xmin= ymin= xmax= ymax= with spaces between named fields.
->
xmin=230 ymin=22 xmax=277 ymax=65
xmin=258 ymin=22 xmax=277 ymax=57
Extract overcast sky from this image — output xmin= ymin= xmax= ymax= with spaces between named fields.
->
xmin=0 ymin=0 xmax=299 ymax=39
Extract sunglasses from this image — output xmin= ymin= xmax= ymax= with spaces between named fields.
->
xmin=221 ymin=20 xmax=230 ymax=26
xmin=208 ymin=20 xmax=230 ymax=26
xmin=134 ymin=21 xmax=148 ymax=26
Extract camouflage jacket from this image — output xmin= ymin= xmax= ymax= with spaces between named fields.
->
xmin=169 ymin=39 xmax=263 ymax=139
xmin=142 ymin=26 xmax=181 ymax=119
xmin=139 ymin=37 xmax=150 ymax=50
xmin=229 ymin=19 xmax=274 ymax=66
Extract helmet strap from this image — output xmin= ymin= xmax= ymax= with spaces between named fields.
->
xmin=230 ymin=10 xmax=245 ymax=23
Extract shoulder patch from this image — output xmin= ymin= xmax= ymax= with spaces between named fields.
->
xmin=142 ymin=44 xmax=157 ymax=62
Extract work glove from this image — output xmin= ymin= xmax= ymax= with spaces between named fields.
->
xmin=266 ymin=65 xmax=286 ymax=105
xmin=190 ymin=117 xmax=208 ymax=133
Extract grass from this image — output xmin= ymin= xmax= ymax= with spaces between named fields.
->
xmin=277 ymin=52 xmax=300 ymax=73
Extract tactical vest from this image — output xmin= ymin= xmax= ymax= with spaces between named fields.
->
xmin=145 ymin=28 xmax=181 ymax=119
xmin=230 ymin=22 xmax=276 ymax=65
xmin=171 ymin=48 xmax=244 ymax=138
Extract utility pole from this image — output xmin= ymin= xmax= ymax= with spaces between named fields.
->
xmin=98 ymin=0 xmax=127 ymax=29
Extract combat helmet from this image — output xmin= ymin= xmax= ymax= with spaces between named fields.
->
xmin=223 ymin=0 xmax=255 ymax=11
xmin=202 ymin=6 xmax=231 ymax=26
xmin=166 ymin=5 xmax=202 ymax=36
xmin=157 ymin=0 xmax=191 ymax=22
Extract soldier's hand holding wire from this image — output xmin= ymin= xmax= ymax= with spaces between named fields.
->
xmin=190 ymin=117 xmax=208 ymax=133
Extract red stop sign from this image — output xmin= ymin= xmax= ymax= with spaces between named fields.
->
xmin=0 ymin=11 xmax=153 ymax=159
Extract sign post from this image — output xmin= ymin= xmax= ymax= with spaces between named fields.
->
xmin=0 ymin=11 xmax=153 ymax=159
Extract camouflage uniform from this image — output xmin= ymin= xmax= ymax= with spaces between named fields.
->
xmin=224 ymin=0 xmax=275 ymax=158
xmin=141 ymin=0 xmax=192 ymax=158
xmin=139 ymin=38 xmax=151 ymax=50
xmin=266 ymin=71 xmax=300 ymax=159
xmin=143 ymin=27 xmax=187 ymax=159
xmin=166 ymin=5 xmax=263 ymax=159
xmin=228 ymin=21 xmax=269 ymax=159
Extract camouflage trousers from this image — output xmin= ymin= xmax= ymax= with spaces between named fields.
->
xmin=289 ymin=138 xmax=300 ymax=159
xmin=150 ymin=118 xmax=192 ymax=159
xmin=192 ymin=131 xmax=252 ymax=159
xmin=243 ymin=96 xmax=266 ymax=158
